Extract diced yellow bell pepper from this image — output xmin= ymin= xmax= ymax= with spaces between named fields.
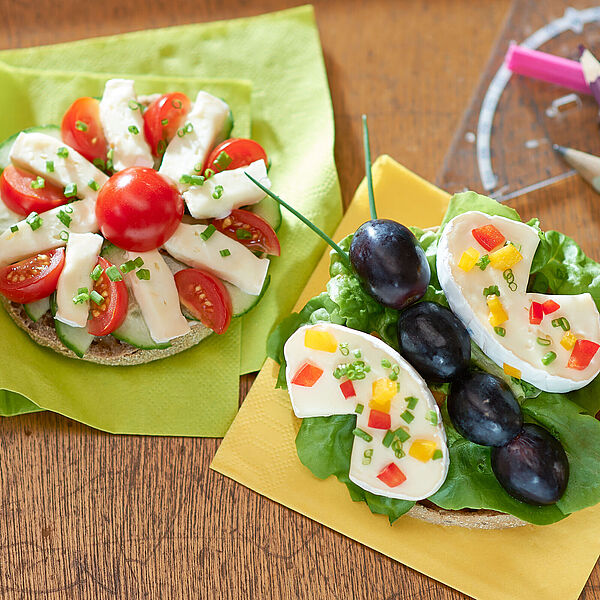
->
xmin=503 ymin=363 xmax=521 ymax=379
xmin=489 ymin=244 xmax=523 ymax=270
xmin=409 ymin=439 xmax=437 ymax=463
xmin=458 ymin=247 xmax=480 ymax=272
xmin=304 ymin=328 xmax=338 ymax=353
xmin=369 ymin=378 xmax=396 ymax=413
xmin=560 ymin=331 xmax=577 ymax=351
xmin=487 ymin=295 xmax=508 ymax=327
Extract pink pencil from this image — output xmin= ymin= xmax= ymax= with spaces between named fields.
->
xmin=505 ymin=44 xmax=591 ymax=95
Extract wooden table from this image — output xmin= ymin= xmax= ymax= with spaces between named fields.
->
xmin=1 ymin=0 xmax=599 ymax=597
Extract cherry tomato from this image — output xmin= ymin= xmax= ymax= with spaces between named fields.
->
xmin=0 ymin=165 xmax=69 ymax=216
xmin=61 ymin=97 xmax=107 ymax=163
xmin=87 ymin=257 xmax=128 ymax=336
xmin=174 ymin=268 xmax=232 ymax=335
xmin=143 ymin=92 xmax=191 ymax=157
xmin=211 ymin=209 xmax=280 ymax=256
xmin=0 ymin=248 xmax=65 ymax=303
xmin=204 ymin=138 xmax=267 ymax=175
xmin=95 ymin=167 xmax=184 ymax=252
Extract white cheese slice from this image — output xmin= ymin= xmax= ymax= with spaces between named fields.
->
xmin=0 ymin=196 xmax=23 ymax=233
xmin=437 ymin=211 xmax=600 ymax=393
xmin=163 ymin=223 xmax=269 ymax=296
xmin=0 ymin=199 xmax=98 ymax=267
xmin=9 ymin=132 xmax=107 ymax=202
xmin=124 ymin=249 xmax=190 ymax=344
xmin=158 ymin=91 xmax=229 ymax=190
xmin=183 ymin=160 xmax=270 ymax=219
xmin=284 ymin=324 xmax=449 ymax=501
xmin=99 ymin=79 xmax=153 ymax=171
xmin=55 ymin=232 xmax=103 ymax=328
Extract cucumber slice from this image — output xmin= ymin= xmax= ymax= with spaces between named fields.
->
xmin=215 ymin=108 xmax=234 ymax=145
xmin=102 ymin=243 xmax=171 ymax=350
xmin=0 ymin=125 xmax=61 ymax=173
xmin=248 ymin=195 xmax=282 ymax=231
xmin=225 ymin=275 xmax=271 ymax=318
xmin=23 ymin=296 xmax=51 ymax=322
xmin=49 ymin=293 xmax=95 ymax=358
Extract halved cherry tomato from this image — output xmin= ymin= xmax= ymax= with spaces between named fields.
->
xmin=291 ymin=362 xmax=324 ymax=387
xmin=96 ymin=167 xmax=184 ymax=252
xmin=87 ymin=257 xmax=128 ymax=336
xmin=61 ymin=97 xmax=107 ymax=164
xmin=368 ymin=409 xmax=391 ymax=430
xmin=211 ymin=209 xmax=280 ymax=256
xmin=174 ymin=268 xmax=232 ymax=335
xmin=204 ymin=138 xmax=267 ymax=175
xmin=472 ymin=224 xmax=505 ymax=252
xmin=376 ymin=463 xmax=407 ymax=488
xmin=0 ymin=248 xmax=65 ymax=303
xmin=143 ymin=92 xmax=191 ymax=157
xmin=0 ymin=165 xmax=69 ymax=216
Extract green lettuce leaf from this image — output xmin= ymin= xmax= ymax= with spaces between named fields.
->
xmin=296 ymin=415 xmax=415 ymax=523
xmin=439 ymin=191 xmax=521 ymax=231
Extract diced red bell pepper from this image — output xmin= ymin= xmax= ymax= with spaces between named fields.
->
xmin=567 ymin=339 xmax=600 ymax=370
xmin=542 ymin=299 xmax=560 ymax=315
xmin=339 ymin=380 xmax=356 ymax=399
xmin=472 ymin=224 xmax=506 ymax=251
xmin=377 ymin=462 xmax=407 ymax=488
xmin=529 ymin=301 xmax=544 ymax=325
xmin=291 ymin=362 xmax=323 ymax=387
xmin=368 ymin=409 xmax=391 ymax=430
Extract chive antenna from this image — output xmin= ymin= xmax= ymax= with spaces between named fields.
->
xmin=245 ymin=173 xmax=352 ymax=271
xmin=362 ymin=114 xmax=377 ymax=220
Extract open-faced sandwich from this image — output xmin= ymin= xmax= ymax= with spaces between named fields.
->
xmin=0 ymin=79 xmax=281 ymax=364
xmin=252 ymin=146 xmax=600 ymax=529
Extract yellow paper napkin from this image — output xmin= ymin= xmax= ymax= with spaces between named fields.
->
xmin=212 ymin=155 xmax=600 ymax=600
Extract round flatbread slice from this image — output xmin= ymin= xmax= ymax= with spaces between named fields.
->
xmin=408 ymin=501 xmax=526 ymax=529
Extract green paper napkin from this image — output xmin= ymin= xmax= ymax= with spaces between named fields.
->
xmin=0 ymin=5 xmax=343 ymax=375
xmin=0 ymin=60 xmax=252 ymax=435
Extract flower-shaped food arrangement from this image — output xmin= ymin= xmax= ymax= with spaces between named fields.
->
xmin=0 ymin=79 xmax=281 ymax=364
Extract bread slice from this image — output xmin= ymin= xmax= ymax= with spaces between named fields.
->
xmin=408 ymin=501 xmax=526 ymax=529
xmin=0 ymin=297 xmax=212 ymax=366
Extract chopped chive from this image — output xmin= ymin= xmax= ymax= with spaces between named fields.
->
xmin=75 ymin=120 xmax=88 ymax=132
xmin=362 ymin=115 xmax=377 ymax=220
xmin=391 ymin=439 xmax=405 ymax=459
xmin=381 ymin=358 xmax=391 ymax=368
xmin=30 ymin=176 xmax=45 ymax=189
xmin=77 ymin=287 xmax=89 ymax=295
xmin=426 ymin=410 xmax=438 ymax=426
xmin=172 ymin=99 xmax=183 ymax=109
xmin=10 ymin=225 xmax=18 ymax=233
xmin=394 ymin=428 xmax=411 ymax=443
xmin=354 ymin=403 xmax=364 ymax=414
xmin=57 ymin=209 xmax=72 ymax=228
xmin=219 ymin=248 xmax=231 ymax=257
xmin=339 ymin=343 xmax=350 ymax=356
xmin=432 ymin=449 xmax=443 ymax=460
xmin=382 ymin=430 xmax=395 ymax=448
xmin=57 ymin=147 xmax=69 ymax=158
xmin=128 ymin=99 xmax=141 ymax=110
xmin=46 ymin=160 xmax=54 ymax=173
xmin=494 ymin=326 xmax=506 ymax=337
xmin=136 ymin=268 xmax=151 ymax=280
xmin=93 ymin=158 xmax=106 ymax=170
xmin=64 ymin=183 xmax=78 ymax=198
xmin=177 ymin=122 xmax=193 ymax=137
xmin=362 ymin=448 xmax=373 ymax=465
xmin=212 ymin=184 xmax=224 ymax=200
xmin=542 ymin=351 xmax=557 ymax=366
xmin=120 ymin=260 xmax=136 ymax=274
xmin=26 ymin=212 xmax=43 ymax=231
xmin=392 ymin=364 xmax=400 ymax=374
xmin=90 ymin=264 xmax=103 ymax=281
xmin=551 ymin=317 xmax=570 ymax=331
xmin=214 ymin=150 xmax=232 ymax=170
xmin=352 ymin=428 xmax=373 ymax=443
xmin=156 ymin=140 xmax=167 ymax=156
xmin=354 ymin=349 xmax=362 ymax=358
xmin=90 ymin=290 xmax=104 ymax=305
xmin=405 ymin=396 xmax=419 ymax=410
xmin=59 ymin=230 xmax=69 ymax=242
xmin=72 ymin=292 xmax=89 ymax=304
xmin=179 ymin=174 xmax=205 ymax=186
xmin=193 ymin=162 xmax=204 ymax=173
xmin=389 ymin=371 xmax=398 ymax=381
xmin=133 ymin=256 xmax=144 ymax=268
xmin=200 ymin=224 xmax=216 ymax=241
xmin=400 ymin=410 xmax=414 ymax=424
xmin=105 ymin=265 xmax=122 ymax=281
xmin=205 ymin=168 xmax=215 ymax=178
xmin=128 ymin=125 xmax=140 ymax=135
xmin=88 ymin=179 xmax=100 ymax=191
xmin=537 ymin=336 xmax=552 ymax=346
xmin=483 ymin=285 xmax=500 ymax=297
xmin=236 ymin=228 xmax=252 ymax=239
xmin=161 ymin=118 xmax=169 ymax=126
xmin=476 ymin=255 xmax=490 ymax=270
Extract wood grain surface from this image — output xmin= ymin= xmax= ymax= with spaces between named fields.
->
xmin=0 ymin=0 xmax=599 ymax=598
